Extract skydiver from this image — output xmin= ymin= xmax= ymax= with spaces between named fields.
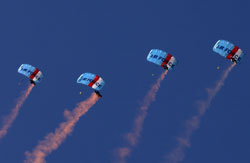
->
xmin=94 ymin=90 xmax=102 ymax=98
xmin=30 ymin=80 xmax=36 ymax=85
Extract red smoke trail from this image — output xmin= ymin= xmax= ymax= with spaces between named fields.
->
xmin=115 ymin=70 xmax=168 ymax=163
xmin=24 ymin=93 xmax=99 ymax=163
xmin=0 ymin=84 xmax=34 ymax=141
xmin=165 ymin=63 xmax=236 ymax=163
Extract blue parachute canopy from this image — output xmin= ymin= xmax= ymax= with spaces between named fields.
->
xmin=18 ymin=64 xmax=43 ymax=84
xmin=147 ymin=49 xmax=178 ymax=70
xmin=77 ymin=73 xmax=105 ymax=91
xmin=213 ymin=40 xmax=245 ymax=64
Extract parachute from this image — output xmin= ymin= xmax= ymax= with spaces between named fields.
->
xmin=213 ymin=40 xmax=245 ymax=64
xmin=77 ymin=73 xmax=105 ymax=97
xmin=147 ymin=49 xmax=178 ymax=70
xmin=18 ymin=64 xmax=43 ymax=85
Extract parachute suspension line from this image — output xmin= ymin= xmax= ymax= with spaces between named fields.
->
xmin=77 ymin=73 xmax=105 ymax=97
xmin=18 ymin=64 xmax=43 ymax=84
xmin=147 ymin=49 xmax=178 ymax=71
xmin=213 ymin=40 xmax=245 ymax=64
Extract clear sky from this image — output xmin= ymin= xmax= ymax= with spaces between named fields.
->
xmin=0 ymin=0 xmax=249 ymax=163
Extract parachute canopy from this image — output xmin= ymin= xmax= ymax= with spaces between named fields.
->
xmin=77 ymin=73 xmax=105 ymax=91
xmin=213 ymin=40 xmax=245 ymax=64
xmin=18 ymin=64 xmax=43 ymax=84
xmin=147 ymin=49 xmax=178 ymax=70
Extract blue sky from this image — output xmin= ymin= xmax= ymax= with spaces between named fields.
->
xmin=0 ymin=0 xmax=249 ymax=162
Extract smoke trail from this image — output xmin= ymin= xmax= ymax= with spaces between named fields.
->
xmin=165 ymin=63 xmax=236 ymax=163
xmin=0 ymin=84 xmax=34 ymax=141
xmin=115 ymin=70 xmax=168 ymax=163
xmin=24 ymin=93 xmax=99 ymax=163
